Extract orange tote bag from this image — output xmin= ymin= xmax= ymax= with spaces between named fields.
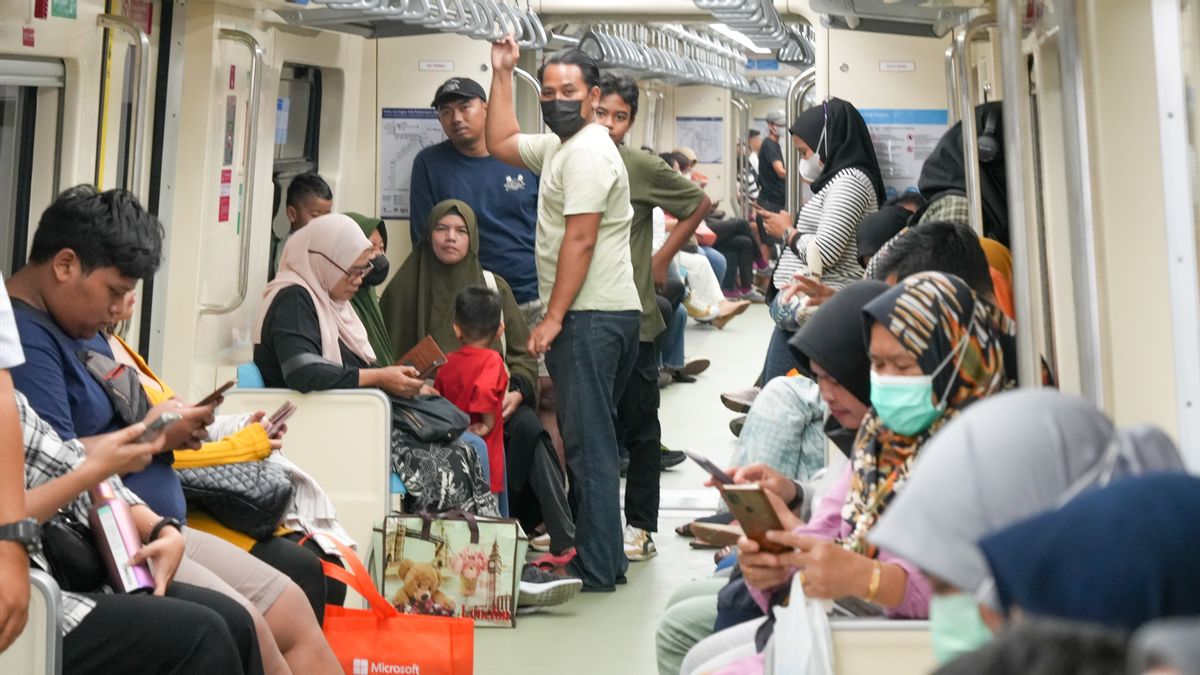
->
xmin=317 ymin=537 xmax=475 ymax=675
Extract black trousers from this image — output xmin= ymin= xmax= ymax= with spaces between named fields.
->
xmin=506 ymin=405 xmax=576 ymax=554
xmin=64 ymin=582 xmax=261 ymax=675
xmin=617 ymin=341 xmax=662 ymax=532
xmin=250 ymin=533 xmax=346 ymax=624
xmin=709 ymin=218 xmax=758 ymax=290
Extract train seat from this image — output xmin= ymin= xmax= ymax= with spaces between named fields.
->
xmin=0 ymin=570 xmax=63 ymax=675
xmin=830 ymin=619 xmax=936 ymax=675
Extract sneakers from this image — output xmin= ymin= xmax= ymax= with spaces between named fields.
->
xmin=721 ymin=386 xmax=761 ymax=413
xmin=657 ymin=369 xmax=674 ymax=389
xmin=730 ymin=415 xmax=746 ymax=437
xmin=530 ymin=547 xmax=577 ymax=570
xmin=518 ymin=563 xmax=583 ymax=608
xmin=741 ymin=288 xmax=767 ymax=303
xmin=624 ymin=526 xmax=657 ymax=561
xmin=661 ymin=447 xmax=687 ymax=470
xmin=529 ymin=532 xmax=551 ymax=552
xmin=683 ymin=294 xmax=720 ymax=322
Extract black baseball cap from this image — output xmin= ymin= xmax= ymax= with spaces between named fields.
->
xmin=431 ymin=77 xmax=487 ymax=108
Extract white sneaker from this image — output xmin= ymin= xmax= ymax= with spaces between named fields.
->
xmin=624 ymin=525 xmax=657 ymax=561
xmin=529 ymin=533 xmax=552 ymax=552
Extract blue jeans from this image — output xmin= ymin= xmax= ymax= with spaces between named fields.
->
xmin=545 ymin=310 xmax=639 ymax=589
xmin=660 ymin=304 xmax=687 ymax=370
xmin=762 ymin=325 xmax=802 ymax=383
xmin=700 ymin=246 xmax=727 ymax=286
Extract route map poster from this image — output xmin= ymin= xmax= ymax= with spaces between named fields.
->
xmin=380 ymin=108 xmax=446 ymax=219
xmin=859 ymin=109 xmax=948 ymax=198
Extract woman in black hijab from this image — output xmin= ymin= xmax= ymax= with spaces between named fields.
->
xmin=918 ymin=101 xmax=1009 ymax=246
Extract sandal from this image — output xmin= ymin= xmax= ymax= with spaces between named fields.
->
xmin=714 ymin=545 xmax=735 ymax=566
xmin=675 ymin=522 xmax=696 ymax=537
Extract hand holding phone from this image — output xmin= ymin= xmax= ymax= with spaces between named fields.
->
xmin=718 ymin=484 xmax=790 ymax=553
xmin=264 ymin=402 xmax=297 ymax=438
xmin=140 ymin=412 xmax=182 ymax=442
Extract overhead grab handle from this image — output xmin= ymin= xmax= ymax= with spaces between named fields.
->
xmin=200 ymin=28 xmax=264 ymax=316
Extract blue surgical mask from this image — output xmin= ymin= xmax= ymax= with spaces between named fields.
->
xmin=929 ymin=593 xmax=994 ymax=664
xmin=869 ymin=334 xmax=968 ymax=436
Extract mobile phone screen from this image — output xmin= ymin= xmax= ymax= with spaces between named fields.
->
xmin=196 ymin=379 xmax=236 ymax=407
xmin=684 ymin=451 xmax=734 ymax=485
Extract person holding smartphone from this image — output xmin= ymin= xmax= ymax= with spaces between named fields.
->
xmin=682 ymin=273 xmax=1014 ymax=675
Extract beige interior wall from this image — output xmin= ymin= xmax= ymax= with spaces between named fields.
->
xmin=375 ymin=34 xmax=493 ymax=264
xmin=1082 ymin=0 xmax=1179 ymax=435
xmin=825 ymin=30 xmax=951 ymax=109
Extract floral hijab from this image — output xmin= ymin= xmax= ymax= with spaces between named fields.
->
xmin=839 ymin=271 xmax=1014 ymax=556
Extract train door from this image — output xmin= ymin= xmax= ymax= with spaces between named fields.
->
xmin=269 ymin=63 xmax=323 ymax=280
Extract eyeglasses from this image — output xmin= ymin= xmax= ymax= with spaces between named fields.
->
xmin=308 ymin=250 xmax=374 ymax=280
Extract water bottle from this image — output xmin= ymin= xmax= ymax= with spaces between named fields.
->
xmin=88 ymin=482 xmax=156 ymax=593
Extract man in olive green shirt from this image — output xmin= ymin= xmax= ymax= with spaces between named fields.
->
xmin=595 ymin=74 xmax=713 ymax=561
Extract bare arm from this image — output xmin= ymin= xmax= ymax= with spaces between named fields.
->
xmin=771 ymin=159 xmax=786 ymax=178
xmin=527 ymin=212 xmax=600 ymax=355
xmin=0 ymin=370 xmax=29 ymax=651
xmin=485 ymin=36 xmax=528 ymax=170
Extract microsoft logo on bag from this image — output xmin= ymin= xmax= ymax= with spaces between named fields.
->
xmin=352 ymin=658 xmax=421 ymax=674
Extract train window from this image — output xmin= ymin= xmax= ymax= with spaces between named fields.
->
xmin=0 ymin=58 xmax=64 ymax=277
xmin=269 ymin=64 xmax=323 ymax=279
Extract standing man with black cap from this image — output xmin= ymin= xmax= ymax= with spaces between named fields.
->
xmin=409 ymin=76 xmax=541 ymax=315
xmin=756 ymin=109 xmax=789 ymax=247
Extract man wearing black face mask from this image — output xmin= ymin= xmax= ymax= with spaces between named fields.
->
xmin=486 ymin=37 xmax=641 ymax=592
xmin=345 ymin=212 xmax=396 ymax=364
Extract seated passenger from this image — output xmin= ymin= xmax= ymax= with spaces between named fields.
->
xmin=869 ymin=389 xmax=1186 ymax=665
xmin=105 ymin=291 xmax=347 ymax=621
xmin=656 ymin=281 xmax=888 ymax=675
xmin=934 ymin=619 xmax=1129 ymax=675
xmin=917 ymin=101 xmax=1008 ymax=246
xmin=753 ymin=98 xmax=885 ymax=382
xmin=346 ymin=212 xmax=395 ymax=364
xmin=8 ymin=186 xmax=339 ymax=674
xmin=379 ymin=201 xmax=575 ymax=557
xmin=253 ymin=212 xmax=496 ymax=517
xmin=684 ymin=271 xmax=1014 ymax=675
xmin=980 ymin=473 xmax=1200 ymax=633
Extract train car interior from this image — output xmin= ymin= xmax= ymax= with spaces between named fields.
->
xmin=0 ymin=0 xmax=1197 ymax=673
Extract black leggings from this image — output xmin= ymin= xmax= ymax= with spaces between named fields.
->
xmin=64 ymin=582 xmax=260 ymax=674
xmin=708 ymin=218 xmax=757 ymax=291
xmin=249 ymin=533 xmax=346 ymax=624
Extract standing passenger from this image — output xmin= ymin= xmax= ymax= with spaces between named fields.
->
xmin=272 ymin=173 xmax=333 ymax=277
xmin=594 ymin=73 xmax=713 ymax=561
xmin=485 ymin=38 xmax=640 ymax=591
xmin=756 ymin=110 xmax=788 ymax=243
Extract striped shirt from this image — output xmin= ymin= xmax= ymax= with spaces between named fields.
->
xmin=773 ymin=168 xmax=877 ymax=291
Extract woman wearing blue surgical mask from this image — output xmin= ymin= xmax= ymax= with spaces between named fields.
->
xmin=686 ymin=272 xmax=1012 ymax=675
xmin=868 ymin=389 xmax=1185 ymax=666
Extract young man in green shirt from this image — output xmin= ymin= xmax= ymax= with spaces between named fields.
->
xmin=593 ymin=74 xmax=715 ymax=561
xmin=485 ymin=38 xmax=641 ymax=591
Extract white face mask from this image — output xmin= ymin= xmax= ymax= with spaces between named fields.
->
xmin=798 ymin=125 xmax=827 ymax=183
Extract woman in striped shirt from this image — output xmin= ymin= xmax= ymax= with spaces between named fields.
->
xmin=754 ymin=98 xmax=886 ymax=381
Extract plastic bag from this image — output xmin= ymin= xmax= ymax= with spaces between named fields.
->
xmin=764 ymin=573 xmax=834 ymax=675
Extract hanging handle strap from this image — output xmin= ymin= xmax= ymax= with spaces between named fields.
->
xmin=300 ymin=535 xmax=400 ymax=618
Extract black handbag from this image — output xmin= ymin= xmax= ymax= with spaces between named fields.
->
xmin=177 ymin=460 xmax=294 ymax=540
xmin=390 ymin=394 xmax=469 ymax=443
xmin=41 ymin=512 xmax=107 ymax=593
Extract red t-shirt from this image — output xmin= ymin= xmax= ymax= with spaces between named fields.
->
xmin=434 ymin=345 xmax=508 ymax=493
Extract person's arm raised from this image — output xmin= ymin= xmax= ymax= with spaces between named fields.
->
xmin=485 ymin=36 xmax=528 ymax=170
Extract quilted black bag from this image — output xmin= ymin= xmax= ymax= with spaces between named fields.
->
xmin=177 ymin=461 xmax=294 ymax=540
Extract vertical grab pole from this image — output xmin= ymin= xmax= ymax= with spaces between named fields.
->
xmin=945 ymin=38 xmax=961 ymax=125
xmin=731 ymin=96 xmax=748 ymax=215
xmin=954 ymin=14 xmax=998 ymax=237
xmin=996 ymin=0 xmax=1040 ymax=388
xmin=97 ymin=14 xmax=150 ymax=197
xmin=1057 ymin=0 xmax=1106 ymax=406
xmin=200 ymin=29 xmax=263 ymax=315
xmin=784 ymin=67 xmax=815 ymax=215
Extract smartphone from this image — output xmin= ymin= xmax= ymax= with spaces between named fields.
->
xmin=265 ymin=402 xmax=297 ymax=437
xmin=832 ymin=596 xmax=886 ymax=618
xmin=689 ymin=521 xmax=745 ymax=548
xmin=684 ymin=451 xmax=734 ymax=485
xmin=718 ymin=484 xmax=789 ymax=553
xmin=195 ymin=379 xmax=236 ymax=407
xmin=140 ymin=412 xmax=182 ymax=442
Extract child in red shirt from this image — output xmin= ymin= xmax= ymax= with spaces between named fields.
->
xmin=434 ymin=286 xmax=508 ymax=495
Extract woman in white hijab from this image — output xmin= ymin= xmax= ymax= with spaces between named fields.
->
xmin=867 ymin=388 xmax=1185 ymax=665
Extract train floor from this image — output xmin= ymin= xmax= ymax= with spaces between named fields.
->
xmin=475 ymin=303 xmax=773 ymax=674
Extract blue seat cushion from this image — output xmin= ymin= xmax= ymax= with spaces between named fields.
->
xmin=236 ymin=363 xmax=265 ymax=389
xmin=390 ymin=473 xmax=406 ymax=496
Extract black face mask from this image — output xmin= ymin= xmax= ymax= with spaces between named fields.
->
xmin=362 ymin=254 xmax=390 ymax=287
xmin=540 ymin=99 xmax=588 ymax=138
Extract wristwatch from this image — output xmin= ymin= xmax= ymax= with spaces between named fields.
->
xmin=0 ymin=518 xmax=42 ymax=556
xmin=148 ymin=517 xmax=183 ymax=543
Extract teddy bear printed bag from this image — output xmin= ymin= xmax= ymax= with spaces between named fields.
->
xmin=379 ymin=510 xmax=526 ymax=628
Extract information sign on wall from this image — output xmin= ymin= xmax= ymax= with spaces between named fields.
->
xmin=675 ymin=116 xmax=724 ymax=164
xmin=380 ymin=108 xmax=446 ymax=219
xmin=859 ymin=109 xmax=949 ymax=198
